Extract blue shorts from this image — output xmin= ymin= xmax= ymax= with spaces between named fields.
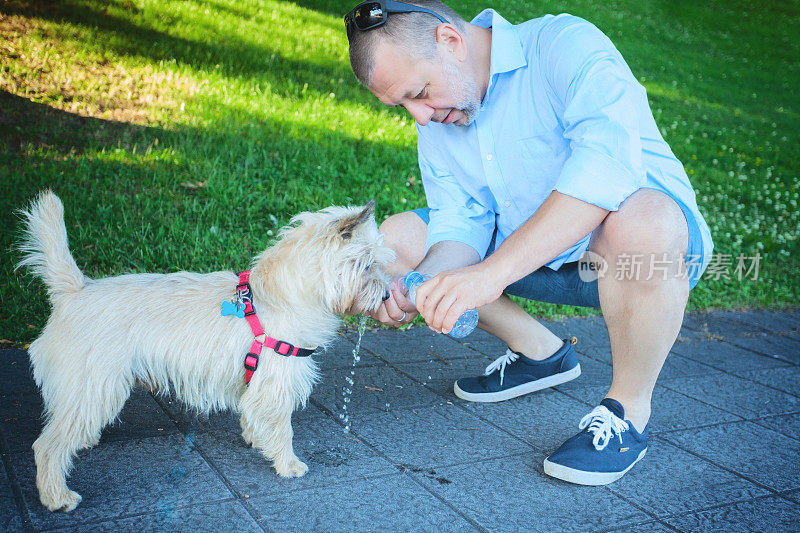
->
xmin=412 ymin=201 xmax=705 ymax=309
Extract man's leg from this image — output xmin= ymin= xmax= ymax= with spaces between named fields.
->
xmin=589 ymin=188 xmax=690 ymax=432
xmin=542 ymin=188 xmax=690 ymax=486
xmin=379 ymin=212 xmax=563 ymax=360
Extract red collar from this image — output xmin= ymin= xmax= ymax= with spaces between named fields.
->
xmin=235 ymin=271 xmax=316 ymax=385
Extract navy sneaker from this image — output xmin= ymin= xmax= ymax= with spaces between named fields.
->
xmin=453 ymin=337 xmax=581 ymax=402
xmin=543 ymin=398 xmax=649 ymax=485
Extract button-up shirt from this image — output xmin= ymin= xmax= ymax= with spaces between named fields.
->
xmin=417 ymin=9 xmax=713 ymax=284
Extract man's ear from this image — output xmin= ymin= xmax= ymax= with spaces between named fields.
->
xmin=338 ymin=200 xmax=375 ymax=240
xmin=435 ymin=23 xmax=466 ymax=61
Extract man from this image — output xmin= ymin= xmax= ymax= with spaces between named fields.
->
xmin=344 ymin=0 xmax=713 ymax=485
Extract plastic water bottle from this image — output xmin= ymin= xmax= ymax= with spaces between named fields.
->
xmin=403 ymin=271 xmax=479 ymax=338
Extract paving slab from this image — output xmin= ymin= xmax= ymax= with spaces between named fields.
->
xmin=0 ymin=463 xmax=25 ymax=532
xmin=659 ymin=420 xmax=800 ymax=492
xmin=192 ymin=411 xmax=395 ymax=499
xmin=752 ymin=412 xmax=800 ymax=442
xmin=50 ymin=499 xmax=261 ymax=532
xmin=0 ymin=392 xmax=43 ymax=455
xmin=157 ymin=392 xmax=325 ymax=438
xmin=392 ymin=354 xmax=496 ymax=399
xmin=649 ymin=385 xmax=744 ymax=433
xmin=348 ymin=326 xmax=478 ymax=365
xmin=458 ymin=389 xmax=599 ymax=452
xmin=314 ymin=333 xmax=383 ymax=371
xmin=663 ymin=495 xmax=800 ymax=533
xmin=670 ymin=338 xmax=792 ymax=373
xmin=601 ymin=522 xmax=673 ymax=532
xmin=662 ymin=372 xmax=800 ymax=418
xmin=246 ymin=473 xmax=478 ymax=532
xmin=8 ymin=434 xmax=233 ymax=531
xmin=580 ymin=345 xmax=722 ymax=382
xmin=724 ymin=334 xmax=800 ymax=365
xmin=0 ymin=349 xmax=37 ymax=395
xmin=312 ymin=363 xmax=444 ymax=415
xmin=657 ymin=352 xmax=728 ymax=382
xmin=353 ymin=404 xmax=532 ymax=469
xmin=412 ymin=452 xmax=649 ymax=532
xmin=157 ymin=395 xmax=248 ymax=435
xmin=1 ymin=388 xmax=179 ymax=455
xmin=680 ymin=310 xmax=780 ymax=339
xmin=552 ymin=383 xmax=609 ymax=409
xmin=734 ymin=365 xmax=800 ymax=396
xmin=695 ymin=310 xmax=800 ymax=335
xmin=606 ymin=438 xmax=769 ymax=517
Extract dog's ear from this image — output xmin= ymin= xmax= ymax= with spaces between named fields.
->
xmin=339 ymin=200 xmax=375 ymax=240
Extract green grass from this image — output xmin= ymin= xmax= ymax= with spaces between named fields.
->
xmin=1 ymin=0 xmax=798 ymax=342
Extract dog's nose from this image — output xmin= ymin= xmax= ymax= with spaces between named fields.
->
xmin=382 ymin=291 xmax=390 ymax=302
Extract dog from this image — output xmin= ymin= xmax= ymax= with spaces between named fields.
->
xmin=16 ymin=190 xmax=394 ymax=512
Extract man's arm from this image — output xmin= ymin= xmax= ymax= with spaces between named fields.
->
xmin=368 ymin=239 xmax=480 ymax=326
xmin=482 ymin=191 xmax=608 ymax=289
xmin=417 ymin=240 xmax=480 ymax=277
xmin=415 ymin=191 xmax=609 ymax=334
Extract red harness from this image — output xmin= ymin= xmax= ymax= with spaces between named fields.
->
xmin=235 ymin=271 xmax=315 ymax=385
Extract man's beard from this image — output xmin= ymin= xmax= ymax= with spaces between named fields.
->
xmin=441 ymin=59 xmax=480 ymax=126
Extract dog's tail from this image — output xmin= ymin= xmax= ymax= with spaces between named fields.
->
xmin=16 ymin=190 xmax=86 ymax=301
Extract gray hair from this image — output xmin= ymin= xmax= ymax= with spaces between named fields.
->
xmin=347 ymin=0 xmax=468 ymax=87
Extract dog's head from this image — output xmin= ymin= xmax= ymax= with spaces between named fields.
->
xmin=251 ymin=201 xmax=395 ymax=316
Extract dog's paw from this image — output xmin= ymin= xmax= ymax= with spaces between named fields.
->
xmin=42 ymin=489 xmax=82 ymax=512
xmin=275 ymin=457 xmax=308 ymax=478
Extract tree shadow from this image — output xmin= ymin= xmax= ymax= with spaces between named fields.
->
xmin=0 ymin=91 xmax=146 ymax=155
xmin=1 ymin=0 xmax=386 ymax=113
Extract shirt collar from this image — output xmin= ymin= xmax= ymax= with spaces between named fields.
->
xmin=471 ymin=9 xmax=527 ymax=76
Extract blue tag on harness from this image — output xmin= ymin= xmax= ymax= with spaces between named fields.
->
xmin=221 ymin=300 xmax=245 ymax=318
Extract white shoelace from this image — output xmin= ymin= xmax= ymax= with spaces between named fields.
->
xmin=579 ymin=405 xmax=629 ymax=451
xmin=484 ymin=349 xmax=519 ymax=386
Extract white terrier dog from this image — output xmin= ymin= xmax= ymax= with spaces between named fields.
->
xmin=17 ymin=191 xmax=394 ymax=512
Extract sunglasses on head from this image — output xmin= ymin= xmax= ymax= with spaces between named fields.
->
xmin=345 ymin=1 xmax=449 ymax=41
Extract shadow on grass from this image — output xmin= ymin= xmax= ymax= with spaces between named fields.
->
xmin=0 ymin=0 xmax=384 ymax=113
xmin=0 ymin=91 xmax=146 ymax=155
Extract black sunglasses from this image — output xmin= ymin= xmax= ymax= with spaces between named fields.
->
xmin=345 ymin=1 xmax=449 ymax=41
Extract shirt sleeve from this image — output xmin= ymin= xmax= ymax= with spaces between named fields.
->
xmin=417 ymin=126 xmax=495 ymax=259
xmin=541 ymin=16 xmax=648 ymax=211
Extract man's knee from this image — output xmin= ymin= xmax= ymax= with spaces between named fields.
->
xmin=591 ymin=189 xmax=688 ymax=258
xmin=379 ymin=211 xmax=427 ymax=271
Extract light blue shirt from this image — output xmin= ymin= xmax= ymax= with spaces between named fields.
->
xmin=417 ymin=10 xmax=713 ymax=284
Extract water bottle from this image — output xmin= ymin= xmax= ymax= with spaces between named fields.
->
xmin=403 ymin=271 xmax=479 ymax=338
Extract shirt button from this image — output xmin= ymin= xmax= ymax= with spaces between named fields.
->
xmin=504 ymin=201 xmax=511 ymax=207
xmin=486 ymin=154 xmax=493 ymax=161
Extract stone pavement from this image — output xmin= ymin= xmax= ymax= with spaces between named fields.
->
xmin=1 ymin=310 xmax=799 ymax=532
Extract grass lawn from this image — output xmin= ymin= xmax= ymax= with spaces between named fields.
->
xmin=1 ymin=0 xmax=798 ymax=343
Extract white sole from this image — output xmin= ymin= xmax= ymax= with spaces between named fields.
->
xmin=543 ymin=448 xmax=647 ymax=485
xmin=453 ymin=364 xmax=581 ymax=403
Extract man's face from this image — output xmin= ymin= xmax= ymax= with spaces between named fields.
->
xmin=368 ymin=40 xmax=481 ymax=127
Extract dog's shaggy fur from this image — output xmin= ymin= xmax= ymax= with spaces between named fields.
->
xmin=17 ymin=191 xmax=394 ymax=512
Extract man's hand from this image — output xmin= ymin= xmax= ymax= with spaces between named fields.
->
xmin=414 ymin=262 xmax=504 ymax=335
xmin=368 ymin=274 xmax=418 ymax=326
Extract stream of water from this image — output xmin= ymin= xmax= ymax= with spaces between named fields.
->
xmin=339 ymin=315 xmax=368 ymax=433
